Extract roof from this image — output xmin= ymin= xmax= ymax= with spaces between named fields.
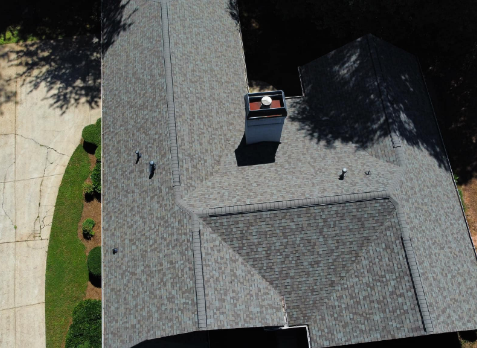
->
xmin=102 ymin=0 xmax=477 ymax=347
xmin=201 ymin=200 xmax=423 ymax=345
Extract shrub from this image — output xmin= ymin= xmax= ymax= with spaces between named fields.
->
xmin=87 ymin=247 xmax=101 ymax=279
xmin=82 ymin=124 xmax=101 ymax=148
xmin=91 ymin=162 xmax=101 ymax=194
xmin=94 ymin=145 xmax=101 ymax=162
xmin=65 ymin=300 xmax=101 ymax=348
xmin=82 ymin=182 xmax=94 ymax=197
xmin=95 ymin=117 xmax=101 ymax=129
xmin=82 ymin=218 xmax=95 ymax=239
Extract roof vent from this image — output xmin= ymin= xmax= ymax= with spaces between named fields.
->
xmin=339 ymin=168 xmax=347 ymax=180
xmin=261 ymin=96 xmax=272 ymax=107
xmin=149 ymin=161 xmax=156 ymax=179
xmin=244 ymin=90 xmax=287 ymax=145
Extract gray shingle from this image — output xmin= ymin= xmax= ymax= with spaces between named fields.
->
xmin=202 ymin=201 xmax=424 ymax=347
xmin=102 ymin=0 xmax=477 ymax=346
xmin=102 ymin=1 xmax=198 ymax=347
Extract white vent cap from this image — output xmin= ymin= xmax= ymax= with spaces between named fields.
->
xmin=261 ymin=96 xmax=272 ymax=106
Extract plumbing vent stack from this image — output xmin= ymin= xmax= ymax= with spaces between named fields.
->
xmin=339 ymin=168 xmax=347 ymax=180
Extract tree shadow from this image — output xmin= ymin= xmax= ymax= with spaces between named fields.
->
xmin=235 ymin=0 xmax=477 ymax=183
xmin=0 ymin=0 xmax=135 ymax=115
xmin=7 ymin=37 xmax=101 ymax=114
xmin=227 ymin=0 xmax=240 ymax=26
xmin=287 ymin=35 xmax=448 ymax=169
xmin=102 ymin=0 xmax=137 ymax=56
xmin=1 ymin=0 xmax=100 ymax=43
xmin=0 ymin=62 xmax=16 ymax=116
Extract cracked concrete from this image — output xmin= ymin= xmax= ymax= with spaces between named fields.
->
xmin=0 ymin=42 xmax=100 ymax=348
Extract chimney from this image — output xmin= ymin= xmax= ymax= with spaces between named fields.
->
xmin=244 ymin=90 xmax=287 ymax=144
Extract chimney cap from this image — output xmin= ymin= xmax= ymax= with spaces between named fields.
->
xmin=261 ymin=96 xmax=272 ymax=106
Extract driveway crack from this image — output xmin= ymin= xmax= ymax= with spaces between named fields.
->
xmin=33 ymin=148 xmax=50 ymax=240
xmin=1 ymin=162 xmax=15 ymax=227
xmin=15 ymin=133 xmax=67 ymax=156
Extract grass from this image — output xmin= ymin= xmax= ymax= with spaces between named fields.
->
xmin=0 ymin=26 xmax=38 ymax=45
xmin=45 ymin=144 xmax=90 ymax=348
xmin=458 ymin=187 xmax=467 ymax=212
xmin=1 ymin=0 xmax=100 ymax=46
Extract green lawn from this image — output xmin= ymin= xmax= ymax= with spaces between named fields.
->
xmin=45 ymin=144 xmax=90 ymax=348
xmin=0 ymin=27 xmax=38 ymax=45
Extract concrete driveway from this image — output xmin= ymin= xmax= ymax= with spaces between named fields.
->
xmin=0 ymin=39 xmax=100 ymax=348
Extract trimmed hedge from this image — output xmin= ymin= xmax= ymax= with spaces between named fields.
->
xmin=82 ymin=124 xmax=101 ymax=148
xmin=65 ymin=300 xmax=102 ymax=348
xmin=87 ymin=247 xmax=101 ymax=278
xmin=82 ymin=218 xmax=95 ymax=239
xmin=45 ymin=145 xmax=90 ymax=348
xmin=91 ymin=162 xmax=101 ymax=194
xmin=94 ymin=145 xmax=101 ymax=162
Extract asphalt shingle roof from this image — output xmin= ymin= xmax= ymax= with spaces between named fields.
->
xmin=102 ymin=0 xmax=477 ymax=347
xmin=102 ymin=0 xmax=198 ymax=346
xmin=202 ymin=200 xmax=424 ymax=347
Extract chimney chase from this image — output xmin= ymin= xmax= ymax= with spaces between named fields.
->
xmin=244 ymin=90 xmax=287 ymax=145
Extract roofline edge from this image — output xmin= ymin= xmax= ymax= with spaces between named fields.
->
xmin=415 ymin=58 xmax=477 ymax=264
xmin=389 ymin=196 xmax=434 ymax=334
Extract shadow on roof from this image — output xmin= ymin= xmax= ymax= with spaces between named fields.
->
xmin=235 ymin=134 xmax=280 ymax=167
xmin=102 ymin=0 xmax=137 ymax=56
xmin=288 ymin=35 xmax=448 ymax=169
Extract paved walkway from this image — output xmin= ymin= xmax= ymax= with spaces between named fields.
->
xmin=0 ymin=40 xmax=100 ymax=348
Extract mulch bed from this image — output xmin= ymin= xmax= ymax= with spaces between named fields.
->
xmin=463 ymin=179 xmax=477 ymax=248
xmin=77 ymin=153 xmax=102 ymax=300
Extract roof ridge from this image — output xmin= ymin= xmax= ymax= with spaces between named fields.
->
xmin=193 ymin=190 xmax=390 ymax=217
xmin=366 ymin=34 xmax=405 ymax=167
